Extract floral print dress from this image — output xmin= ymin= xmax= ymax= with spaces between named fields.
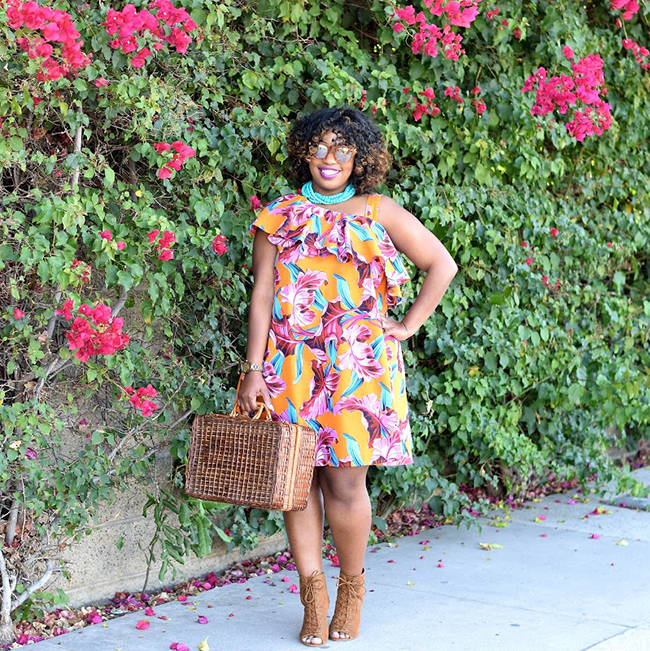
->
xmin=249 ymin=192 xmax=413 ymax=467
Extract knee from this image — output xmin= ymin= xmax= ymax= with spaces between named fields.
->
xmin=319 ymin=471 xmax=368 ymax=505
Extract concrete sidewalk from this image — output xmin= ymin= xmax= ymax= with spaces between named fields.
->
xmin=34 ymin=467 xmax=650 ymax=651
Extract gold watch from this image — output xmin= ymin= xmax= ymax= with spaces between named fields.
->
xmin=241 ymin=360 xmax=264 ymax=374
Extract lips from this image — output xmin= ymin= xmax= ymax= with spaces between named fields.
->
xmin=319 ymin=167 xmax=340 ymax=180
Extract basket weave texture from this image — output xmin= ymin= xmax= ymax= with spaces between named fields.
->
xmin=185 ymin=405 xmax=316 ymax=511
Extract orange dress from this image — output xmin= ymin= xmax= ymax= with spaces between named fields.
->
xmin=250 ymin=193 xmax=413 ymax=467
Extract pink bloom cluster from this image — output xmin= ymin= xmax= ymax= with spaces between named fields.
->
xmin=104 ymin=0 xmax=197 ymax=68
xmin=470 ymin=85 xmax=487 ymax=114
xmin=154 ymin=140 xmax=196 ymax=179
xmin=444 ymin=85 xmax=463 ymax=103
xmin=59 ymin=301 xmax=130 ymax=362
xmin=147 ymin=228 xmax=177 ymax=260
xmin=6 ymin=0 xmax=90 ymax=81
xmin=521 ymin=235 xmax=562 ymax=291
xmin=404 ymin=87 xmax=441 ymax=121
xmin=486 ymin=7 xmax=499 ymax=20
xmin=249 ymin=195 xmax=262 ymax=211
xmin=610 ymin=0 xmax=639 ymax=20
xmin=13 ymin=307 xmax=25 ymax=319
xmin=521 ymin=50 xmax=613 ymax=142
xmin=393 ymin=0 xmax=482 ymax=62
xmin=212 ymin=234 xmax=228 ymax=255
xmin=428 ymin=0 xmax=480 ymax=28
xmin=358 ymin=89 xmax=368 ymax=110
xmin=69 ymin=259 xmax=92 ymax=286
xmin=99 ymin=229 xmax=126 ymax=249
xmin=622 ymin=39 xmax=650 ymax=70
xmin=123 ymin=385 xmax=159 ymax=417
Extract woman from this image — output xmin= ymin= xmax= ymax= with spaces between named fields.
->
xmin=238 ymin=107 xmax=457 ymax=646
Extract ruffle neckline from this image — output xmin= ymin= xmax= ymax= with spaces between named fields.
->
xmin=253 ymin=193 xmax=409 ymax=309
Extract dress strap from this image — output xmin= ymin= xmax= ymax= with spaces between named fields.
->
xmin=366 ymin=194 xmax=382 ymax=219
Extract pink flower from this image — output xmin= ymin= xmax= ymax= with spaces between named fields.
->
xmin=158 ymin=166 xmax=173 ymax=180
xmin=525 ymin=257 xmax=533 ymax=265
xmin=24 ymin=447 xmax=37 ymax=460
xmin=56 ymin=299 xmax=74 ymax=320
xmin=590 ymin=533 xmax=601 ymax=539
xmin=86 ymin=611 xmax=102 ymax=625
xmin=99 ymin=230 xmax=112 ymax=241
xmin=549 ymin=227 xmax=559 ymax=238
xmin=147 ymin=229 xmax=160 ymax=242
xmin=116 ymin=241 xmax=126 ymax=250
xmin=144 ymin=607 xmax=156 ymax=617
xmin=170 ymin=141 xmax=195 ymax=158
xmin=94 ymin=77 xmax=109 ymax=87
xmin=170 ymin=644 xmax=189 ymax=651
xmin=197 ymin=615 xmax=208 ymax=624
xmin=521 ymin=241 xmax=528 ymax=247
xmin=288 ymin=584 xmax=299 ymax=594
xmin=13 ymin=308 xmax=25 ymax=319
xmin=135 ymin=620 xmax=150 ymax=630
xmin=473 ymin=99 xmax=487 ymax=114
xmin=212 ymin=234 xmax=228 ymax=255
xmin=249 ymin=195 xmax=262 ymax=210
xmin=563 ymin=46 xmax=575 ymax=60
xmin=177 ymin=595 xmax=188 ymax=602
xmin=154 ymin=142 xmax=171 ymax=153
xmin=513 ymin=27 xmax=521 ymax=40
xmin=158 ymin=249 xmax=174 ymax=261
xmin=158 ymin=231 xmax=177 ymax=249
xmin=607 ymin=242 xmax=613 ymax=247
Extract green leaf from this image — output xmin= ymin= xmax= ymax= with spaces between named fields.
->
xmin=567 ymin=383 xmax=585 ymax=404
xmin=613 ymin=270 xmax=626 ymax=291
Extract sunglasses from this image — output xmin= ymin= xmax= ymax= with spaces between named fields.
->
xmin=309 ymin=142 xmax=356 ymax=163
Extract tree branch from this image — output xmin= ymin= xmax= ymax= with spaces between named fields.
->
xmin=71 ymin=104 xmax=84 ymax=191
xmin=34 ymin=359 xmax=74 ymax=401
xmin=111 ymin=285 xmax=129 ymax=318
xmin=45 ymin=289 xmax=62 ymax=340
xmin=11 ymin=561 xmax=53 ymax=610
xmin=5 ymin=498 xmax=18 ymax=546
xmin=0 ymin=548 xmax=14 ymax=640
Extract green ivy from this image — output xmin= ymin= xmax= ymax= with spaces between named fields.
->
xmin=1 ymin=0 xmax=649 ymax=618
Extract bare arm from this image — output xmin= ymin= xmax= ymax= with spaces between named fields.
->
xmin=238 ymin=229 xmax=277 ymax=412
xmin=375 ymin=195 xmax=458 ymax=340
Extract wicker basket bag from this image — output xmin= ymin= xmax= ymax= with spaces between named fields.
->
xmin=185 ymin=403 xmax=317 ymax=511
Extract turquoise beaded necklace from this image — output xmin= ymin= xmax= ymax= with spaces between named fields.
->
xmin=302 ymin=181 xmax=355 ymax=205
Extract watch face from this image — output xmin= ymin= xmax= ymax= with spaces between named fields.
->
xmin=242 ymin=361 xmax=250 ymax=373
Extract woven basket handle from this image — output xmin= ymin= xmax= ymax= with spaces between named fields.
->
xmin=230 ymin=400 xmax=273 ymax=421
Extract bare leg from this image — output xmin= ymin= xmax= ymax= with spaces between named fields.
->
xmin=284 ymin=473 xmax=326 ymax=645
xmin=319 ymin=466 xmax=371 ymax=639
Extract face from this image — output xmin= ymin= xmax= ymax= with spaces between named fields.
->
xmin=307 ymin=130 xmax=356 ymax=196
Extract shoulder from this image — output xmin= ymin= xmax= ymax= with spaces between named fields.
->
xmin=373 ymin=194 xmax=416 ymax=230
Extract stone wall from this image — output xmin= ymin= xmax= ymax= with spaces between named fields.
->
xmin=59 ymin=475 xmax=286 ymax=607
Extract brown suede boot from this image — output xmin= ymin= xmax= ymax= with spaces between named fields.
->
xmin=299 ymin=570 xmax=329 ymax=647
xmin=329 ymin=569 xmax=366 ymax=641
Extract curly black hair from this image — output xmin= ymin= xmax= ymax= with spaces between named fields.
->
xmin=287 ymin=107 xmax=391 ymax=195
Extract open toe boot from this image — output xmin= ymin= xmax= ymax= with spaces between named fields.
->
xmin=329 ymin=569 xmax=366 ymax=641
xmin=299 ymin=570 xmax=329 ymax=647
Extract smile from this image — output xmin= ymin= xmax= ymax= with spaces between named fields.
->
xmin=319 ymin=168 xmax=340 ymax=179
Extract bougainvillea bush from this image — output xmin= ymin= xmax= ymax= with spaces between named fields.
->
xmin=1 ymin=0 xmax=649 ymax=641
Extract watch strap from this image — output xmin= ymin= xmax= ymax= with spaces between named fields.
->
xmin=242 ymin=360 xmax=264 ymax=374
